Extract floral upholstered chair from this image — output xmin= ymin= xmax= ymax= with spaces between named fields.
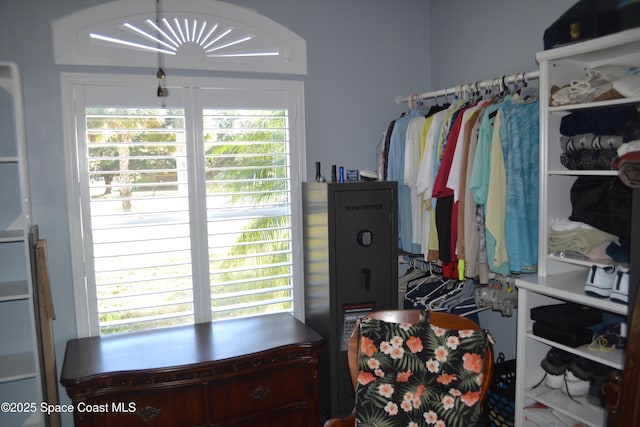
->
xmin=324 ymin=309 xmax=494 ymax=427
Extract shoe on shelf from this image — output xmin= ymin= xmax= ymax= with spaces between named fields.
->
xmin=563 ymin=370 xmax=590 ymax=397
xmin=584 ymin=265 xmax=617 ymax=298
xmin=544 ymin=372 xmax=565 ymax=389
xmin=587 ymin=365 xmax=615 ymax=408
xmin=568 ymin=356 xmax=596 ymax=382
xmin=551 ymin=67 xmax=619 ymax=106
xmin=540 ymin=348 xmax=573 ymax=376
xmin=559 ymin=356 xmax=595 ymax=398
xmin=610 ymin=268 xmax=630 ymax=304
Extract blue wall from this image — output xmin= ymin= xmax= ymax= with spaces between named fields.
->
xmin=429 ymin=0 xmax=575 ymax=89
xmin=0 ymin=0 xmax=576 ymax=424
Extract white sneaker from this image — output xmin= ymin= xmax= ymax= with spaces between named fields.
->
xmin=610 ymin=268 xmax=630 ymax=304
xmin=563 ymin=371 xmax=590 ymax=397
xmin=584 ymin=265 xmax=617 ymax=298
xmin=551 ymin=67 xmax=617 ymax=106
xmin=544 ymin=373 xmax=564 ymax=389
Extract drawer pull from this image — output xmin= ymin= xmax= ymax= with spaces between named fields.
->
xmin=249 ymin=385 xmax=271 ymax=400
xmin=137 ymin=406 xmax=162 ymax=422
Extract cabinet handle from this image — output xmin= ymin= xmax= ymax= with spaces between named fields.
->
xmin=249 ymin=385 xmax=271 ymax=400
xmin=362 ymin=268 xmax=371 ymax=291
xmin=137 ymin=406 xmax=162 ymax=422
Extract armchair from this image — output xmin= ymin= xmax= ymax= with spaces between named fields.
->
xmin=324 ymin=309 xmax=494 ymax=427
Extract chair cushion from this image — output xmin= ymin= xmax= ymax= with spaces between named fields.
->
xmin=354 ymin=311 xmax=490 ymax=427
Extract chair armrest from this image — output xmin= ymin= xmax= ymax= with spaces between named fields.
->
xmin=323 ymin=409 xmax=356 ymax=427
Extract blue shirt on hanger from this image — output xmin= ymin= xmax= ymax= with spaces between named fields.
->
xmin=388 ymin=109 xmax=422 ymax=254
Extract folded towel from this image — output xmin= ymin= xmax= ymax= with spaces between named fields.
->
xmin=617 ymin=139 xmax=640 ymax=157
xmin=549 ymin=217 xmax=595 ymax=232
xmin=618 ymin=159 xmax=640 ymax=188
xmin=548 ymin=228 xmax=618 ymax=256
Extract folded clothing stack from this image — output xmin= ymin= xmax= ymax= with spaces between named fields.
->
xmin=547 ymin=226 xmax=618 ymax=261
xmin=551 ymin=65 xmax=640 ymax=107
xmin=558 ymin=104 xmax=640 ymax=171
xmin=547 ymin=217 xmax=626 ymax=263
xmin=531 ymin=303 xmax=601 ymax=347
xmin=616 ymin=139 xmax=640 ymax=188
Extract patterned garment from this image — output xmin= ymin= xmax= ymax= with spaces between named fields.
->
xmin=499 ymin=97 xmax=539 ymax=273
xmin=559 ymin=133 xmax=623 ymax=152
xmin=354 ymin=312 xmax=491 ymax=427
xmin=560 ymin=149 xmax=618 ymax=170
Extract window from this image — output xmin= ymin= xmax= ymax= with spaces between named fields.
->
xmin=63 ymin=75 xmax=306 ymax=336
xmin=52 ymin=0 xmax=307 ymax=74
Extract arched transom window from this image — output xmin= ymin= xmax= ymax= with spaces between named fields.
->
xmin=53 ymin=0 xmax=307 ymax=74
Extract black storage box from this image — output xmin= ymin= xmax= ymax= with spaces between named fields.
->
xmin=530 ymin=303 xmax=602 ymax=330
xmin=532 ymin=322 xmax=594 ymax=347
xmin=544 ymin=0 xmax=640 ymax=50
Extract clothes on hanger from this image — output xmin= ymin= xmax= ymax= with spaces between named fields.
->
xmin=387 ymin=109 xmax=422 ymax=255
xmin=382 ymin=85 xmax=540 ymax=281
xmin=400 ymin=253 xmax=518 ymax=319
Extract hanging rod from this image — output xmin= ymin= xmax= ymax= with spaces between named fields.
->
xmin=396 ymin=70 xmax=540 ymax=105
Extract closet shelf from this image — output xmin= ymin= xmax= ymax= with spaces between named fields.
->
xmin=0 ymin=61 xmax=43 ymax=424
xmin=516 ymin=272 xmax=627 ymax=316
xmin=549 ymin=95 xmax=640 ymax=113
xmin=525 ymin=385 xmax=605 ymax=427
xmin=547 ymin=169 xmax=619 ymax=176
xmin=0 ymin=352 xmax=37 ymax=383
xmin=0 ymin=229 xmax=25 ymax=242
xmin=536 ymin=27 xmax=640 ymax=63
xmin=546 ymin=253 xmax=627 ymax=269
xmin=0 ymin=281 xmax=30 ymax=301
xmin=516 ymin=25 xmax=638 ymax=427
xmin=525 ymin=331 xmax=624 ymax=370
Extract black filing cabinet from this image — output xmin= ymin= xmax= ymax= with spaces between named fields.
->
xmin=302 ymin=181 xmax=398 ymax=419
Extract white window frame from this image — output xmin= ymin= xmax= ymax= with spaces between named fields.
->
xmin=61 ymin=73 xmax=307 ymax=337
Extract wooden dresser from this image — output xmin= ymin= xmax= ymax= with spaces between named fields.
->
xmin=60 ymin=313 xmax=324 ymax=427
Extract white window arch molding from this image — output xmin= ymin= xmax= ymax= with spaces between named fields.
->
xmin=53 ymin=0 xmax=307 ymax=75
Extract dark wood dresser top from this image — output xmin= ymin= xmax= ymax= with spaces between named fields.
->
xmin=61 ymin=313 xmax=324 ymax=384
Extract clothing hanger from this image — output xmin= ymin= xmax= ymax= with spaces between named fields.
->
xmin=427 ymin=281 xmax=465 ymax=311
xmin=407 ymin=278 xmax=452 ymax=308
xmin=433 ymin=280 xmax=470 ymax=311
xmin=460 ymin=306 xmax=491 ymax=317
xmin=399 ymin=268 xmax=427 ymax=291
xmin=443 ymin=280 xmax=478 ymax=312
xmin=408 ymin=273 xmax=436 ymax=289
xmin=404 ymin=275 xmax=441 ymax=300
xmin=499 ymin=76 xmax=508 ymax=97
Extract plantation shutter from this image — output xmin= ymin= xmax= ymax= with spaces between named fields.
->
xmin=202 ymin=108 xmax=294 ymax=320
xmin=75 ymin=79 xmax=301 ymax=335
xmin=198 ymin=88 xmax=294 ymax=321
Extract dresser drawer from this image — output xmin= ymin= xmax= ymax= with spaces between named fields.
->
xmin=212 ymin=407 xmax=310 ymax=427
xmin=210 ymin=361 xmax=309 ymax=423
xmin=79 ymin=384 xmax=207 ymax=427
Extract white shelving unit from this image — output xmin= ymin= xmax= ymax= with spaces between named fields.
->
xmin=0 ymin=62 xmax=44 ymax=426
xmin=514 ymin=28 xmax=640 ymax=427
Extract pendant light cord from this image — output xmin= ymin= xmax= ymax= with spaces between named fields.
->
xmin=155 ymin=0 xmax=167 ymax=98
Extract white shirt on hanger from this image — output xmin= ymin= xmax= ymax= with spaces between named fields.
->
xmin=404 ymin=114 xmax=426 ymax=246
